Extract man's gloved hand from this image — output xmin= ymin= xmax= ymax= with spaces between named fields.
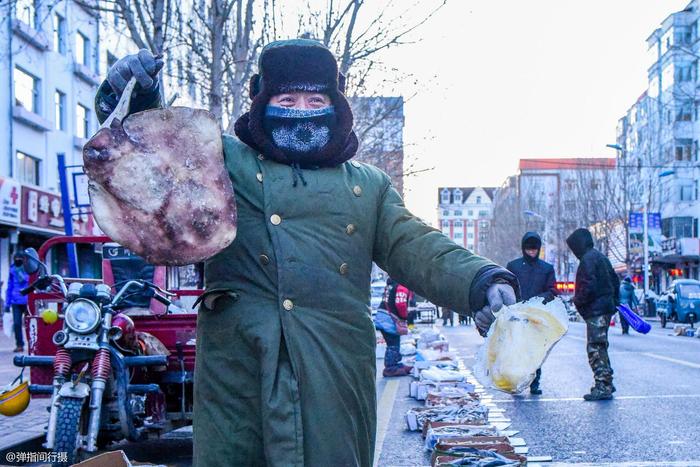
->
xmin=474 ymin=283 xmax=517 ymax=337
xmin=107 ymin=49 xmax=164 ymax=96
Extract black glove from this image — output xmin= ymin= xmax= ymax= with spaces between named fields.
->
xmin=107 ymin=49 xmax=164 ymax=96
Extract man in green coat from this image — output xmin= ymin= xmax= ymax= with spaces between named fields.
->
xmin=96 ymin=40 xmax=519 ymax=467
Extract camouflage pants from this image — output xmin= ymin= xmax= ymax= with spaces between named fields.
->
xmin=585 ymin=314 xmax=614 ymax=387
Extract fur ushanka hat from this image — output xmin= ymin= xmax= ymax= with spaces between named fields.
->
xmin=234 ymin=39 xmax=358 ymax=167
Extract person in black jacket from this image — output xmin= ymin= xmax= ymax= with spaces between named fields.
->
xmin=506 ymin=232 xmax=557 ymax=395
xmin=566 ymin=228 xmax=620 ymax=401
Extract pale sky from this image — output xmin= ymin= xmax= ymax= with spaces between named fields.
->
xmin=371 ymin=0 xmax=690 ymax=224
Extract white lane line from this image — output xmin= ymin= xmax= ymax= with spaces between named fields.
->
xmin=643 ymin=352 xmax=700 ymax=369
xmin=493 ymin=394 xmax=700 ymax=403
xmin=373 ymin=378 xmax=400 ymax=467
xmin=548 ymin=462 xmax=700 ymax=467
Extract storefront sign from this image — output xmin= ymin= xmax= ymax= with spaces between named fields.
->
xmin=20 ymin=185 xmax=101 ymax=236
xmin=0 ymin=176 xmax=21 ymax=225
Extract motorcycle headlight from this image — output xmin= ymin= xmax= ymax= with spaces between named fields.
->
xmin=64 ymin=299 xmax=101 ymax=334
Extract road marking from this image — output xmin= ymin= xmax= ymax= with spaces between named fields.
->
xmin=643 ymin=352 xmax=700 ymax=369
xmin=373 ymin=378 xmax=400 ymax=467
xmin=493 ymin=394 xmax=700 ymax=403
xmin=548 ymin=462 xmax=700 ymax=466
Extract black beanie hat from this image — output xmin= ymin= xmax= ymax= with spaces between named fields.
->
xmin=234 ymin=39 xmax=358 ymax=167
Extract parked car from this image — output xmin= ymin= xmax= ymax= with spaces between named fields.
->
xmin=370 ymin=280 xmax=387 ymax=312
xmin=656 ymin=279 xmax=700 ymax=328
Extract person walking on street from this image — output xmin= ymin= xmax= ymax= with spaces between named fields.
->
xmin=506 ymin=231 xmax=557 ymax=395
xmin=5 ymin=254 xmax=28 ymax=353
xmin=618 ymin=276 xmax=639 ymax=335
xmin=374 ymin=278 xmax=413 ymax=377
xmin=95 ymin=41 xmax=519 ymax=466
xmin=441 ymin=307 xmax=454 ymax=327
xmin=566 ymin=228 xmax=620 ymax=401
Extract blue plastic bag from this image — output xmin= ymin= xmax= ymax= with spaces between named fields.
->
xmin=617 ymin=304 xmax=651 ymax=334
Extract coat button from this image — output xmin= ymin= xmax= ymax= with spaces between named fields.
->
xmin=259 ymin=254 xmax=270 ymax=265
xmin=283 ymin=299 xmax=294 ymax=311
xmin=256 ymin=172 xmax=263 ymax=182
xmin=270 ymin=214 xmax=281 ymax=225
xmin=351 ymin=161 xmax=361 ymax=168
xmin=352 ymin=185 xmax=362 ymax=197
xmin=258 ymin=154 xmax=265 ymax=160
xmin=346 ymin=224 xmax=356 ymax=235
xmin=339 ymin=263 xmax=349 ymax=275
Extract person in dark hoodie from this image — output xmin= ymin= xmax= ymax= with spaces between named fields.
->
xmin=506 ymin=232 xmax=557 ymax=395
xmin=566 ymin=228 xmax=620 ymax=401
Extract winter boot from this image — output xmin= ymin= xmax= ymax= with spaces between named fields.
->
xmin=530 ymin=385 xmax=542 ymax=395
xmin=383 ymin=365 xmax=413 ymax=377
xmin=583 ymin=383 xmax=613 ymax=401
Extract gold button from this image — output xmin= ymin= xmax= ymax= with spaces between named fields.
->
xmin=351 ymin=161 xmax=361 ymax=168
xmin=283 ymin=299 xmax=294 ymax=311
xmin=339 ymin=263 xmax=349 ymax=275
xmin=256 ymin=172 xmax=263 ymax=182
xmin=352 ymin=185 xmax=362 ymax=197
xmin=258 ymin=154 xmax=265 ymax=160
xmin=346 ymin=224 xmax=356 ymax=235
xmin=270 ymin=214 xmax=281 ymax=225
xmin=259 ymin=254 xmax=270 ymax=265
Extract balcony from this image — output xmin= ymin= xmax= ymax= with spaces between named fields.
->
xmin=11 ymin=19 xmax=49 ymax=51
xmin=12 ymin=105 xmax=52 ymax=132
xmin=73 ymin=62 xmax=100 ymax=86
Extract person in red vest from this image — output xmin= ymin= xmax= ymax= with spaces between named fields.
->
xmin=374 ymin=278 xmax=413 ymax=377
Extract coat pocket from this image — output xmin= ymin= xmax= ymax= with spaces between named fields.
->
xmin=193 ymin=288 xmax=239 ymax=312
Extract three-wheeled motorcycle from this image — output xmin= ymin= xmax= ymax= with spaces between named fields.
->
xmin=656 ymin=279 xmax=700 ymax=328
xmin=13 ymin=236 xmax=202 ymax=466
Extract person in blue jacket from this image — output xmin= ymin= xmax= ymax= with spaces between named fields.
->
xmin=5 ymin=254 xmax=28 ymax=352
xmin=506 ymin=232 xmax=557 ymax=394
xmin=618 ymin=276 xmax=639 ymax=335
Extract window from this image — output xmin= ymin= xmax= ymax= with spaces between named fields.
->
xmin=478 ymin=210 xmax=489 ymax=217
xmin=440 ymin=189 xmax=449 ymax=204
xmin=53 ymin=14 xmax=66 ymax=53
xmin=675 ymin=139 xmax=693 ymax=161
xmin=54 ymin=90 xmax=66 ymax=131
xmin=76 ymin=104 xmax=89 ymax=138
xmin=14 ymin=67 xmax=39 ymax=113
xmin=564 ymin=179 xmax=576 ymax=191
xmin=467 ymin=220 xmax=474 ymax=227
xmin=454 ymin=232 xmax=463 ymax=239
xmin=16 ymin=0 xmax=36 ymax=29
xmin=662 ymin=217 xmax=694 ymax=238
xmin=676 ymin=64 xmax=694 ymax=82
xmin=16 ymin=151 xmax=40 ymax=185
xmin=454 ymin=220 xmax=463 ymax=228
xmin=442 ymin=210 xmax=449 ymax=216
xmin=467 ymin=233 xmax=474 ymax=239
xmin=680 ymin=184 xmax=695 ymax=202
xmin=467 ymin=244 xmax=474 ymax=250
xmin=76 ymin=32 xmax=90 ymax=67
xmin=476 ymin=196 xmax=482 ymax=204
xmin=454 ymin=189 xmax=462 ymax=203
xmin=467 ymin=210 xmax=473 ymax=216
xmin=454 ymin=210 xmax=462 ymax=216
xmin=677 ymin=101 xmax=693 ymax=121
xmin=441 ymin=220 xmax=449 ymax=229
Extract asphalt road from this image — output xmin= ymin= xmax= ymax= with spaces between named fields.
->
xmin=376 ymin=319 xmax=700 ymax=466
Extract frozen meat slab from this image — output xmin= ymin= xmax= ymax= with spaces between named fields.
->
xmin=83 ymin=78 xmax=237 ymax=265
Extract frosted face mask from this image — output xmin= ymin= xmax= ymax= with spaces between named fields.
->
xmin=263 ymin=105 xmax=337 ymax=161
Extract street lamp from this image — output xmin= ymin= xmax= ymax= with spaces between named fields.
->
xmin=607 ymin=143 xmax=649 ymax=296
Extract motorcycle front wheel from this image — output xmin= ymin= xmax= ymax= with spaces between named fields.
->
xmin=52 ymin=397 xmax=84 ymax=466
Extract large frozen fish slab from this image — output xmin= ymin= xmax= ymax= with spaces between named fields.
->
xmin=475 ymin=298 xmax=568 ymax=394
xmin=83 ymin=105 xmax=237 ymax=265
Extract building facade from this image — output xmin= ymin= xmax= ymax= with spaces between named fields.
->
xmin=616 ymin=0 xmax=700 ymax=288
xmin=0 ymin=1 xmax=144 ymax=284
xmin=437 ymin=187 xmax=496 ymax=255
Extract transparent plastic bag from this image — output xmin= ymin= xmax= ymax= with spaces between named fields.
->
xmin=474 ymin=297 xmax=568 ymax=394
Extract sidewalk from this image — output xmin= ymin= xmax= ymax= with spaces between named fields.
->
xmin=0 ymin=327 xmax=49 ymax=451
